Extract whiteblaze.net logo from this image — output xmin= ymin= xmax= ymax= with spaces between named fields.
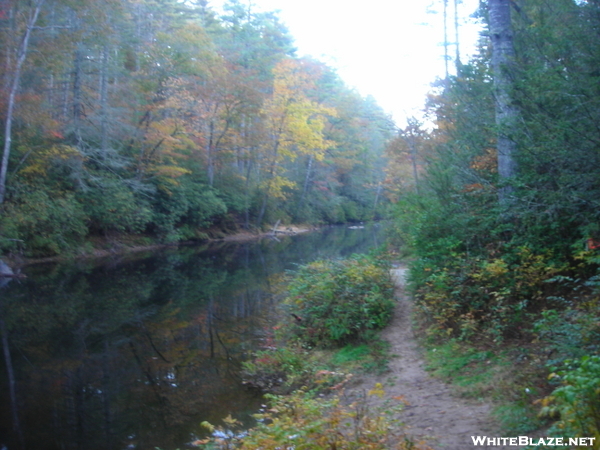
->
xmin=471 ymin=436 xmax=597 ymax=447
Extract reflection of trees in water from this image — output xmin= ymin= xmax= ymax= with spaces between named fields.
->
xmin=0 ymin=285 xmax=25 ymax=450
xmin=0 ymin=223 xmax=387 ymax=449
xmin=1 ymin=269 xmax=273 ymax=449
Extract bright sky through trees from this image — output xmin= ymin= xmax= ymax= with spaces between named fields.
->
xmin=209 ymin=0 xmax=483 ymax=126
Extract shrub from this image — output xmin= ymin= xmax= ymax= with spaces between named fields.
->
xmin=540 ymin=356 xmax=600 ymax=446
xmin=194 ymin=387 xmax=429 ymax=450
xmin=284 ymin=255 xmax=394 ymax=347
xmin=151 ymin=178 xmax=227 ymax=241
xmin=533 ymin=309 xmax=600 ymax=367
xmin=240 ymin=346 xmax=346 ymax=393
xmin=0 ymin=187 xmax=87 ymax=256
xmin=79 ymin=180 xmax=152 ymax=234
xmin=411 ymin=247 xmax=567 ymax=342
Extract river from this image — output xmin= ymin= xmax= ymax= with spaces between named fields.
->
xmin=0 ymin=223 xmax=388 ymax=450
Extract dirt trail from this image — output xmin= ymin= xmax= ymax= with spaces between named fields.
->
xmin=346 ymin=267 xmax=518 ymax=449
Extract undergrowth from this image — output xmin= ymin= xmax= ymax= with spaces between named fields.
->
xmin=423 ymin=339 xmax=545 ymax=434
xmin=201 ymin=253 xmax=404 ymax=449
xmin=284 ymin=254 xmax=395 ymax=347
xmin=193 ymin=386 xmax=432 ymax=450
xmin=241 ymin=254 xmax=395 ymax=393
xmin=410 ymin=245 xmax=600 ymax=439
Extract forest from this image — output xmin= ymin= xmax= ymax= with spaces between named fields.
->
xmin=3 ymin=0 xmax=600 ymax=446
xmin=385 ymin=0 xmax=600 ymax=440
xmin=0 ymin=0 xmax=392 ymax=257
xmin=388 ymin=0 xmax=600 ymax=343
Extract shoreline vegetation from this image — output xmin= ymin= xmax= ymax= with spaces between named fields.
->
xmin=193 ymin=248 xmax=600 ymax=449
xmin=0 ymin=223 xmax=316 ymax=270
xmin=193 ymin=253 xmax=428 ymax=450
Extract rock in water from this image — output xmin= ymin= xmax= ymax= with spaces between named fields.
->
xmin=0 ymin=259 xmax=13 ymax=288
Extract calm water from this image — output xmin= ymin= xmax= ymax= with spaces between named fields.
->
xmin=0 ymin=223 xmax=388 ymax=450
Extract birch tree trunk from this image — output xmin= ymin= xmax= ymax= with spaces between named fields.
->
xmin=0 ymin=0 xmax=46 ymax=204
xmin=488 ymin=0 xmax=519 ymax=202
xmin=100 ymin=44 xmax=110 ymax=157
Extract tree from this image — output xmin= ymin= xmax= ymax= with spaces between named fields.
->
xmin=0 ymin=0 xmax=46 ymax=204
xmin=488 ymin=0 xmax=519 ymax=202
xmin=255 ymin=58 xmax=334 ymax=225
xmin=385 ymin=118 xmax=428 ymax=196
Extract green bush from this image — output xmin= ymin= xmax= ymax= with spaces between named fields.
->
xmin=410 ymin=247 xmax=567 ymax=342
xmin=79 ymin=180 xmax=152 ymax=234
xmin=0 ymin=187 xmax=87 ymax=256
xmin=534 ymin=309 xmax=600 ymax=367
xmin=284 ymin=255 xmax=394 ymax=347
xmin=151 ymin=178 xmax=227 ymax=241
xmin=541 ymin=356 xmax=600 ymax=446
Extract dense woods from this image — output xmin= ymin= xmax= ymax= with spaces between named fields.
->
xmin=387 ymin=0 xmax=600 ymax=438
xmin=0 ymin=0 xmax=392 ymax=257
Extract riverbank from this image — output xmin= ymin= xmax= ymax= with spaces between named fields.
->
xmin=0 ymin=224 xmax=316 ymax=269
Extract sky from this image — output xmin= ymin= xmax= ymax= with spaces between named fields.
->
xmin=210 ymin=0 xmax=484 ymax=127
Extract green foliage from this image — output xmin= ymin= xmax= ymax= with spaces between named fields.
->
xmin=380 ymin=0 xmax=600 ymax=442
xmin=0 ymin=187 xmax=87 ymax=256
xmin=284 ymin=255 xmax=394 ymax=346
xmin=195 ymin=387 xmax=427 ymax=450
xmin=0 ymin=0 xmax=392 ymax=257
xmin=332 ymin=341 xmax=390 ymax=374
xmin=424 ymin=340 xmax=544 ymax=434
xmin=241 ymin=338 xmax=390 ymax=395
xmin=541 ymin=356 xmax=600 ymax=447
xmin=494 ymin=402 xmax=542 ymax=435
xmin=425 ymin=341 xmax=498 ymax=390
xmin=534 ymin=308 xmax=600 ymax=367
xmin=79 ymin=180 xmax=152 ymax=234
xmin=151 ymin=178 xmax=227 ymax=242
xmin=410 ymin=247 xmax=566 ymax=341
xmin=332 ymin=344 xmax=370 ymax=364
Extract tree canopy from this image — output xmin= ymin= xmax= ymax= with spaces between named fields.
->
xmin=0 ymin=0 xmax=393 ymax=256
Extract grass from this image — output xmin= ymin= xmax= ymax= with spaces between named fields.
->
xmin=331 ymin=338 xmax=391 ymax=374
xmin=423 ymin=339 xmax=547 ymax=434
xmin=493 ymin=402 xmax=542 ymax=435
xmin=424 ymin=340 xmax=503 ymax=394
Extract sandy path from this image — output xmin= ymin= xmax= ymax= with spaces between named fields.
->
xmin=345 ymin=267 xmax=519 ymax=449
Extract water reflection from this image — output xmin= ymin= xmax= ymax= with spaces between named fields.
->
xmin=0 ymin=223 xmax=387 ymax=450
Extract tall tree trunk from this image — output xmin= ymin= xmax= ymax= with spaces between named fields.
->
xmin=409 ymin=138 xmax=419 ymax=195
xmin=0 ymin=0 xmax=46 ymax=204
xmin=2 ymin=4 xmax=16 ymax=93
xmin=372 ymin=182 xmax=382 ymax=217
xmin=296 ymin=154 xmax=313 ymax=219
xmin=256 ymin=139 xmax=280 ymax=227
xmin=244 ymin=157 xmax=253 ymax=229
xmin=72 ymin=44 xmax=84 ymax=144
xmin=489 ymin=0 xmax=519 ymax=202
xmin=454 ymin=0 xmax=461 ymax=70
xmin=100 ymin=44 xmax=110 ymax=157
xmin=443 ymin=0 xmax=449 ymax=78
xmin=204 ymin=119 xmax=215 ymax=187
xmin=403 ymin=119 xmax=421 ymax=194
xmin=256 ymin=191 xmax=269 ymax=227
